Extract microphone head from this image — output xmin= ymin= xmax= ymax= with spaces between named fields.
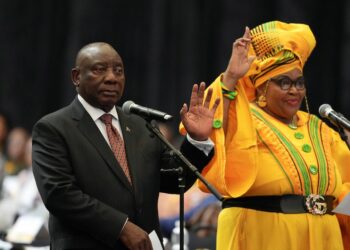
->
xmin=319 ymin=104 xmax=332 ymax=118
xmin=122 ymin=100 xmax=135 ymax=114
xmin=164 ymin=114 xmax=173 ymax=121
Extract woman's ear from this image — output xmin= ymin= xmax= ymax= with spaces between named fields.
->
xmin=255 ymin=81 xmax=269 ymax=108
xmin=255 ymin=83 xmax=266 ymax=97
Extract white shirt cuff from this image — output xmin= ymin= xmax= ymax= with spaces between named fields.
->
xmin=186 ymin=134 xmax=214 ymax=156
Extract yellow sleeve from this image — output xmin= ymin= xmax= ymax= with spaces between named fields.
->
xmin=180 ymin=75 xmax=258 ymax=197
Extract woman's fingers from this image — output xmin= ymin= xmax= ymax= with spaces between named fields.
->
xmin=243 ymin=26 xmax=250 ymax=39
xmin=188 ymin=84 xmax=199 ymax=111
xmin=197 ymin=82 xmax=206 ymax=106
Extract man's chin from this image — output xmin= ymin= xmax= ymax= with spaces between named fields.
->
xmin=100 ymin=100 xmax=118 ymax=112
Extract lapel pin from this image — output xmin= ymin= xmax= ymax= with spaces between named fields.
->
xmin=126 ymin=126 xmax=131 ymax=132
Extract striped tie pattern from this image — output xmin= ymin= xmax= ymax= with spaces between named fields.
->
xmin=100 ymin=114 xmax=132 ymax=184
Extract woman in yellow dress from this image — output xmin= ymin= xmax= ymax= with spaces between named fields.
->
xmin=181 ymin=21 xmax=350 ymax=249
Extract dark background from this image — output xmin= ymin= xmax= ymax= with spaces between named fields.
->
xmin=1 ymin=0 xmax=350 ymax=132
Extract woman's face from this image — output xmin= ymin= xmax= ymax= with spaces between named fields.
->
xmin=258 ymin=68 xmax=306 ymax=123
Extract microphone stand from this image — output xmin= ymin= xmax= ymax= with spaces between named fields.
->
xmin=145 ymin=120 xmax=223 ymax=250
xmin=160 ymin=166 xmax=186 ymax=249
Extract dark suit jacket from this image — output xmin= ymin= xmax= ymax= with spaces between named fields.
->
xmin=32 ymin=98 xmax=213 ymax=250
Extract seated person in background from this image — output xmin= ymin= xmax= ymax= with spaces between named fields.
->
xmin=4 ymin=127 xmax=29 ymax=176
xmin=0 ymin=112 xmax=9 ymax=195
xmin=0 ymin=136 xmax=48 ymax=235
xmin=158 ymin=184 xmax=219 ymax=239
xmin=0 ymin=127 xmax=31 ymax=232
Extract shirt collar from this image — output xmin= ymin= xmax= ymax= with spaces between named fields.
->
xmin=77 ymin=94 xmax=119 ymax=122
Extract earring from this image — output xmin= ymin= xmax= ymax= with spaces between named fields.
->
xmin=256 ymin=80 xmax=269 ymax=108
xmin=257 ymin=95 xmax=267 ymax=107
xmin=304 ymin=95 xmax=310 ymax=114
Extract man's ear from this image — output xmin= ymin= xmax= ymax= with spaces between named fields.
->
xmin=71 ymin=68 xmax=80 ymax=87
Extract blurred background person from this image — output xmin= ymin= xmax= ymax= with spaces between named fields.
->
xmin=4 ymin=127 xmax=29 ymax=176
xmin=0 ymin=127 xmax=29 ymax=232
xmin=15 ymin=137 xmax=49 ymax=219
xmin=0 ymin=112 xmax=9 ymax=195
xmin=0 ymin=135 xmax=48 ymax=242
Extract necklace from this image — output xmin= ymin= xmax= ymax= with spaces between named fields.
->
xmin=288 ymin=116 xmax=298 ymax=129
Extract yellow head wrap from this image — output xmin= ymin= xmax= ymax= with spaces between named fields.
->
xmin=244 ymin=21 xmax=316 ymax=97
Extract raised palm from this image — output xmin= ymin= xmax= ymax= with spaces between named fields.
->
xmin=224 ymin=27 xmax=255 ymax=86
xmin=180 ymin=82 xmax=220 ymax=141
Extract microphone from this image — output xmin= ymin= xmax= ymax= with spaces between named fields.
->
xmin=319 ymin=104 xmax=350 ymax=130
xmin=122 ymin=100 xmax=173 ymax=121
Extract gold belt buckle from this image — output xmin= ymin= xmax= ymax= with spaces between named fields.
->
xmin=305 ymin=194 xmax=327 ymax=215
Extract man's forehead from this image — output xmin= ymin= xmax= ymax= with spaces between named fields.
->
xmin=83 ymin=45 xmax=117 ymax=58
xmin=83 ymin=46 xmax=104 ymax=56
xmin=77 ymin=45 xmax=120 ymax=66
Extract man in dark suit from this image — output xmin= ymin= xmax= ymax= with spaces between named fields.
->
xmin=32 ymin=42 xmax=219 ymax=250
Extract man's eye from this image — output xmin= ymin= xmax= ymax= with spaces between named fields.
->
xmin=93 ymin=66 xmax=106 ymax=73
xmin=113 ymin=66 xmax=124 ymax=74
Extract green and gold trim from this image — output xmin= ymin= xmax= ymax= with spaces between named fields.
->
xmin=252 ymin=108 xmax=312 ymax=194
xmin=251 ymin=108 xmax=336 ymax=195
xmin=308 ymin=116 xmax=329 ymax=194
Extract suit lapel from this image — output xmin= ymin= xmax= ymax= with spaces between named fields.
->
xmin=71 ymin=99 xmax=133 ymax=191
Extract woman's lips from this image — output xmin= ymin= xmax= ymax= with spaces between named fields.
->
xmin=286 ymin=99 xmax=300 ymax=106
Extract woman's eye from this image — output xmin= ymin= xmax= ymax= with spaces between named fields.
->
xmin=280 ymin=79 xmax=291 ymax=88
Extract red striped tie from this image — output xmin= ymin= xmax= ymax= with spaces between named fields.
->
xmin=100 ymin=114 xmax=132 ymax=184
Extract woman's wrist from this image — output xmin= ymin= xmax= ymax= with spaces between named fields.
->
xmin=222 ymin=72 xmax=239 ymax=90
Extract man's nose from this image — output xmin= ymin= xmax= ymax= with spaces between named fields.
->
xmin=104 ymin=67 xmax=118 ymax=82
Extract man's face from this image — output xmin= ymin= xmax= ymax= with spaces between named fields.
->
xmin=72 ymin=44 xmax=125 ymax=112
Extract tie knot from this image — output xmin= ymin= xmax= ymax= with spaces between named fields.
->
xmin=100 ymin=114 xmax=113 ymax=125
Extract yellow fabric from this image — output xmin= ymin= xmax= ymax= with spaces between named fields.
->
xmin=249 ymin=107 xmax=340 ymax=196
xmin=252 ymin=59 xmax=301 ymax=88
xmin=217 ymin=209 xmax=343 ymax=250
xmin=180 ymin=77 xmax=350 ymax=249
xmin=180 ymin=75 xmax=258 ymax=197
xmin=244 ymin=21 xmax=316 ymax=98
